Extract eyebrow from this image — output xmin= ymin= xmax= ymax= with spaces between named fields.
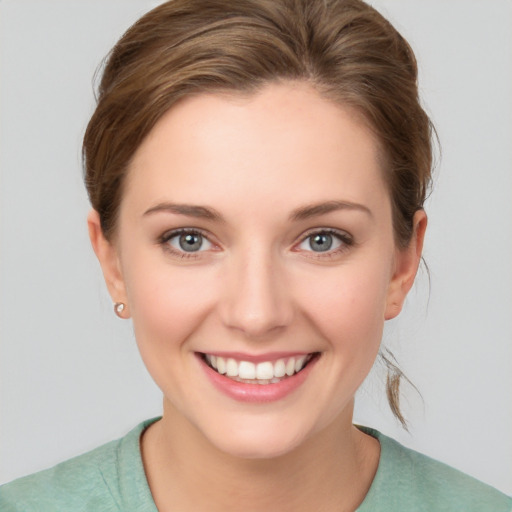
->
xmin=143 ymin=202 xmax=224 ymax=222
xmin=290 ymin=200 xmax=373 ymax=221
xmin=143 ymin=199 xmax=372 ymax=222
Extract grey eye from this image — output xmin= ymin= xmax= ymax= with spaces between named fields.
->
xmin=309 ymin=233 xmax=333 ymax=252
xmin=179 ymin=233 xmax=202 ymax=252
xmin=298 ymin=231 xmax=344 ymax=253
xmin=168 ymin=232 xmax=212 ymax=252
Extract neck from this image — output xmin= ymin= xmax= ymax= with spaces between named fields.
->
xmin=141 ymin=399 xmax=379 ymax=512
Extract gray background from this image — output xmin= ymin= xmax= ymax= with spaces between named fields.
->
xmin=1 ymin=0 xmax=511 ymax=494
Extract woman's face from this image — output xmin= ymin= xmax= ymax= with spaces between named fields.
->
xmin=91 ymin=82 xmax=424 ymax=459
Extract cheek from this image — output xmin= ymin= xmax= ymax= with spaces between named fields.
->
xmin=296 ymin=260 xmax=392 ymax=350
xmin=122 ymin=253 xmax=217 ymax=360
xmin=124 ymin=264 xmax=221 ymax=405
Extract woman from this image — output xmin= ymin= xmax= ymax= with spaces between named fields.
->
xmin=1 ymin=0 xmax=510 ymax=510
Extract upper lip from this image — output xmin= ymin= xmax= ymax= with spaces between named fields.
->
xmin=197 ymin=351 xmax=317 ymax=364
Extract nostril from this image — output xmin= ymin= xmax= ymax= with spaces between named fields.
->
xmin=219 ymin=256 xmax=294 ymax=337
xmin=222 ymin=292 xmax=294 ymax=338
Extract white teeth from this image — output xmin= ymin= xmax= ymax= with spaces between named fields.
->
xmin=294 ymin=356 xmax=307 ymax=373
xmin=216 ymin=357 xmax=226 ymax=374
xmin=226 ymin=358 xmax=238 ymax=377
xmin=256 ymin=361 xmax=274 ymax=380
xmin=285 ymin=358 xmax=295 ymax=376
xmin=239 ymin=361 xmax=256 ymax=379
xmin=205 ymin=354 xmax=314 ymax=382
xmin=274 ymin=359 xmax=286 ymax=378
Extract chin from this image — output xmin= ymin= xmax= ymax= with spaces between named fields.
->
xmin=197 ymin=411 xmax=321 ymax=461
xmin=212 ymin=430 xmax=305 ymax=460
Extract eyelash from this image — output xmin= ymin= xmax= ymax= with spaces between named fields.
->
xmin=158 ymin=228 xmax=212 ymax=259
xmin=158 ymin=228 xmax=354 ymax=259
xmin=295 ymin=228 xmax=354 ymax=258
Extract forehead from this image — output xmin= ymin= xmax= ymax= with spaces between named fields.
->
xmin=124 ymin=82 xmax=389 ymax=217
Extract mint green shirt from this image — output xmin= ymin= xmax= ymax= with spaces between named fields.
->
xmin=1 ymin=419 xmax=511 ymax=511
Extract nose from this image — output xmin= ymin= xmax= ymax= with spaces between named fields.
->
xmin=220 ymin=246 xmax=294 ymax=339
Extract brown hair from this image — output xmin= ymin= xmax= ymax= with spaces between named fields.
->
xmin=83 ymin=0 xmax=434 ymax=426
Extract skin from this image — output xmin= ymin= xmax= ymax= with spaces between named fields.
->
xmin=89 ymin=82 xmax=426 ymax=511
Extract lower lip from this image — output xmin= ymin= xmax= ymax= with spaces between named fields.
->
xmin=198 ymin=354 xmax=319 ymax=403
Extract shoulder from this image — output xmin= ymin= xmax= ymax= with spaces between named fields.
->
xmin=0 ymin=439 xmax=122 ymax=512
xmin=358 ymin=427 xmax=512 ymax=512
xmin=0 ymin=419 xmax=157 ymax=512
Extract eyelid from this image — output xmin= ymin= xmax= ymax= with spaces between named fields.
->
xmin=293 ymin=227 xmax=354 ymax=255
xmin=159 ymin=227 xmax=207 ymax=243
xmin=157 ymin=226 xmax=353 ymax=259
xmin=159 ymin=227 xmax=218 ymax=258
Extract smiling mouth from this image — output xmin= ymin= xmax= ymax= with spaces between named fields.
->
xmin=200 ymin=352 xmax=320 ymax=384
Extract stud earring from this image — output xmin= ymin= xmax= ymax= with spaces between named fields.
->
xmin=114 ymin=302 xmax=126 ymax=318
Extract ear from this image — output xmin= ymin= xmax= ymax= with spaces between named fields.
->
xmin=87 ymin=209 xmax=130 ymax=318
xmin=385 ymin=210 xmax=427 ymax=320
